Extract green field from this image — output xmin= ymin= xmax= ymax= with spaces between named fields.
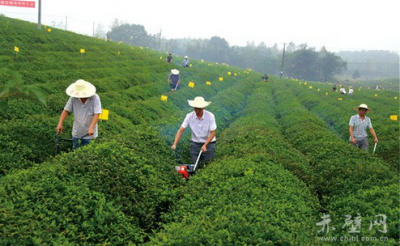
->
xmin=1 ymin=16 xmax=399 ymax=245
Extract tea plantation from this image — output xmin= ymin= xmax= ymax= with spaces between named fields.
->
xmin=0 ymin=16 xmax=399 ymax=245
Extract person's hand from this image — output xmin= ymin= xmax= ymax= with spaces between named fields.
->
xmin=201 ymin=144 xmax=207 ymax=152
xmin=56 ymin=124 xmax=63 ymax=135
xmin=88 ymin=127 xmax=95 ymax=136
xmin=171 ymin=144 xmax=176 ymax=151
xmin=351 ymin=137 xmax=356 ymax=144
xmin=374 ymin=138 xmax=378 ymax=143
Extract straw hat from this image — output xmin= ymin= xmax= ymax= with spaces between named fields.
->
xmin=184 ymin=56 xmax=188 ymax=59
xmin=354 ymin=103 xmax=372 ymax=112
xmin=188 ymin=96 xmax=211 ymax=108
xmin=66 ymin=79 xmax=96 ymax=98
xmin=171 ymin=69 xmax=179 ymax=75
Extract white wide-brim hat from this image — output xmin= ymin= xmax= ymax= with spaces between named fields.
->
xmin=188 ymin=96 xmax=211 ymax=108
xmin=66 ymin=79 xmax=96 ymax=98
xmin=184 ymin=56 xmax=188 ymax=59
xmin=354 ymin=103 xmax=372 ymax=112
xmin=171 ymin=69 xmax=179 ymax=75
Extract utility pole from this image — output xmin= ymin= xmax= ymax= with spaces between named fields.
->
xmin=93 ymin=22 xmax=95 ymax=37
xmin=158 ymin=29 xmax=162 ymax=50
xmin=37 ymin=0 xmax=41 ymax=29
xmin=65 ymin=16 xmax=67 ymax=30
xmin=280 ymin=43 xmax=286 ymax=79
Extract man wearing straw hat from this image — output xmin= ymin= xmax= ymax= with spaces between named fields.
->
xmin=349 ymin=103 xmax=378 ymax=150
xmin=56 ymin=79 xmax=102 ymax=149
xmin=171 ymin=96 xmax=216 ymax=166
xmin=182 ymin=56 xmax=190 ymax=68
xmin=167 ymin=69 xmax=180 ymax=92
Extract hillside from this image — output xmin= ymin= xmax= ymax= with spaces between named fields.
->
xmin=1 ymin=16 xmax=399 ymax=245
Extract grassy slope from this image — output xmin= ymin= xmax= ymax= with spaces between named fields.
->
xmin=0 ymin=16 xmax=399 ymax=245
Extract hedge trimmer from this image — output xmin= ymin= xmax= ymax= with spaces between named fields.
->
xmin=54 ymin=130 xmax=88 ymax=155
xmin=174 ymin=150 xmax=203 ymax=180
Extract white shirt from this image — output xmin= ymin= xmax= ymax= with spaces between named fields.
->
xmin=181 ymin=110 xmax=217 ymax=143
xmin=64 ymin=94 xmax=102 ymax=139
xmin=349 ymin=114 xmax=372 ymax=140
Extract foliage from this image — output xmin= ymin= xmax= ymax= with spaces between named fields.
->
xmin=352 ymin=69 xmax=361 ymax=79
xmin=107 ymin=23 xmax=154 ymax=47
xmin=337 ymin=50 xmax=399 ymax=79
xmin=285 ymin=46 xmax=347 ymax=81
xmin=0 ymin=67 xmax=47 ymax=111
xmin=0 ymin=16 xmax=398 ymax=245
xmin=0 ymin=164 xmax=143 ymax=245
xmin=148 ymin=157 xmax=318 ymax=245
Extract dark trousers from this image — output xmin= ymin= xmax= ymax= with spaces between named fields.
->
xmin=350 ymin=137 xmax=369 ymax=150
xmin=190 ymin=141 xmax=216 ymax=169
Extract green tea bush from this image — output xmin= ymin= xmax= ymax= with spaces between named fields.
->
xmin=271 ymin=81 xmax=399 ymax=240
xmin=0 ymin=164 xmax=143 ymax=245
xmin=56 ymin=127 xmax=183 ymax=233
xmin=290 ymin=81 xmax=399 ymax=170
xmin=148 ymin=157 xmax=318 ymax=245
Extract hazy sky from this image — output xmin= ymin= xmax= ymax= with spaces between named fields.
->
xmin=1 ymin=0 xmax=399 ymax=52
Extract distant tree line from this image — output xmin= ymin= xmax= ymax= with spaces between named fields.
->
xmin=336 ymin=50 xmax=399 ymax=80
xmin=105 ymin=20 xmax=398 ymax=81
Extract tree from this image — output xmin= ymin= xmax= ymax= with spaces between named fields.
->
xmin=205 ymin=36 xmax=230 ymax=63
xmin=352 ymin=69 xmax=361 ymax=79
xmin=107 ymin=23 xmax=152 ymax=47
xmin=286 ymin=47 xmax=319 ymax=80
xmin=109 ymin=18 xmax=124 ymax=30
xmin=317 ymin=47 xmax=347 ymax=81
xmin=285 ymin=46 xmax=347 ymax=81
xmin=94 ymin=23 xmax=106 ymax=39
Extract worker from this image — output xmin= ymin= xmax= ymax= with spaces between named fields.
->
xmin=340 ymin=85 xmax=346 ymax=94
xmin=348 ymin=86 xmax=354 ymax=95
xmin=182 ymin=56 xmax=190 ymax=68
xmin=349 ymin=103 xmax=378 ymax=150
xmin=171 ymin=96 xmax=216 ymax=168
xmin=56 ymin=79 xmax=102 ymax=149
xmin=167 ymin=69 xmax=180 ymax=91
xmin=166 ymin=53 xmax=172 ymax=64
xmin=261 ymin=74 xmax=269 ymax=82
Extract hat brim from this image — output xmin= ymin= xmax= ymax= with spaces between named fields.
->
xmin=188 ymin=100 xmax=211 ymax=108
xmin=171 ymin=69 xmax=179 ymax=75
xmin=354 ymin=106 xmax=372 ymax=112
xmin=66 ymin=82 xmax=96 ymax=98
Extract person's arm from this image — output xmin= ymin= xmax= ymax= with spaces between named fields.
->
xmin=57 ymin=110 xmax=69 ymax=134
xmin=349 ymin=116 xmax=356 ymax=143
xmin=201 ymin=130 xmax=216 ymax=152
xmin=370 ymin=127 xmax=378 ymax=143
xmin=349 ymin=125 xmax=356 ymax=144
xmin=171 ymin=127 xmax=185 ymax=150
xmin=88 ymin=114 xmax=100 ymax=136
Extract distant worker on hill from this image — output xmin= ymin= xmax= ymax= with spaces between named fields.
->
xmin=57 ymin=79 xmax=102 ymax=149
xmin=261 ymin=74 xmax=269 ymax=82
xmin=332 ymin=84 xmax=337 ymax=92
xmin=349 ymin=103 xmax=378 ymax=151
xmin=171 ymin=96 xmax=216 ymax=168
xmin=167 ymin=69 xmax=180 ymax=92
xmin=182 ymin=56 xmax=190 ymax=68
xmin=348 ymin=86 xmax=354 ymax=95
xmin=340 ymin=85 xmax=346 ymax=94
xmin=166 ymin=53 xmax=172 ymax=64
